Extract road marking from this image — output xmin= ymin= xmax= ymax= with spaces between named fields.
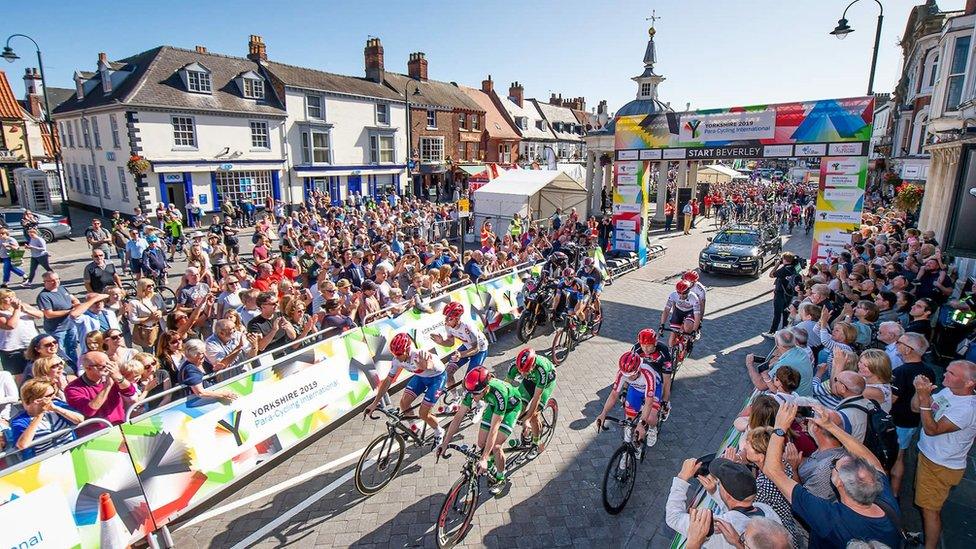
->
xmin=176 ymin=448 xmax=364 ymax=531
xmin=228 ymin=458 xmax=373 ymax=549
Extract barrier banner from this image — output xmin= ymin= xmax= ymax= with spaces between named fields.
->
xmin=611 ymin=159 xmax=651 ymax=264
xmin=810 ymin=156 xmax=866 ymax=263
xmin=478 ymin=271 xmax=527 ymax=332
xmin=0 ymin=428 xmax=155 ymax=548
xmin=120 ymin=328 xmax=374 ymax=528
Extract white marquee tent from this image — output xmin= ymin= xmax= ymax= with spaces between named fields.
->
xmin=697 ymin=164 xmax=748 ymax=185
xmin=472 ymin=169 xmax=588 ymax=234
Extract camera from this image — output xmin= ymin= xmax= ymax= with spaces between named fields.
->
xmin=695 ymin=453 xmax=716 ymax=477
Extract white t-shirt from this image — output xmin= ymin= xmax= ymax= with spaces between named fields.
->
xmin=917 ymin=388 xmax=976 ymax=469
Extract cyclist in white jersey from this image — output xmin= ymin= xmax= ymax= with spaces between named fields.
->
xmin=660 ymin=279 xmax=702 ymax=349
xmin=682 ymin=270 xmax=707 ymax=354
xmin=430 ymin=301 xmax=489 ymax=394
xmin=366 ymin=332 xmax=446 ymax=444
xmin=595 ymin=351 xmax=662 ymax=447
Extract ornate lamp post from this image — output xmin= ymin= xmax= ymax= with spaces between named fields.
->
xmin=830 ymin=0 xmax=884 ymax=95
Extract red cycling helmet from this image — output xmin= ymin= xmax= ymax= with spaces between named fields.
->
xmin=618 ymin=351 xmax=642 ymax=375
xmin=675 ymin=279 xmax=692 ymax=294
xmin=389 ymin=333 xmax=412 ymax=356
xmin=515 ymin=348 xmax=537 ymax=375
xmin=464 ymin=367 xmax=491 ymax=392
xmin=638 ymin=328 xmax=658 ymax=346
xmin=443 ymin=301 xmax=464 ymax=319
xmin=561 ymin=267 xmax=575 ymax=278
xmin=682 ymin=270 xmax=700 ymax=283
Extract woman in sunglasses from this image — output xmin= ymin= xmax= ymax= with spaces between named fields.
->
xmin=29 ymin=356 xmax=70 ymax=400
xmin=103 ymin=328 xmax=137 ymax=365
xmin=0 ymin=288 xmax=43 ymax=385
xmin=23 ymin=334 xmax=75 ymax=381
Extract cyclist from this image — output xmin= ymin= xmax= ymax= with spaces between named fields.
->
xmin=579 ymin=257 xmax=605 ymax=320
xmin=506 ymin=347 xmax=556 ymax=457
xmin=632 ymin=328 xmax=674 ymax=422
xmin=660 ymin=279 xmax=701 ymax=350
xmin=365 ymin=333 xmax=447 ymax=445
xmin=430 ymin=301 xmax=489 ymax=398
xmin=788 ymin=202 xmax=802 ymax=232
xmin=803 ymin=202 xmax=816 ymax=233
xmin=437 ymin=367 xmax=523 ymax=495
xmin=594 ymin=351 xmax=661 ymax=447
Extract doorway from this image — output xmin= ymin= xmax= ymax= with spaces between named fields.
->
xmin=165 ymin=182 xmax=187 ymax=213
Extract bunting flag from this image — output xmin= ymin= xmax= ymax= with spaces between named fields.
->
xmin=588 ymin=247 xmax=611 ymax=281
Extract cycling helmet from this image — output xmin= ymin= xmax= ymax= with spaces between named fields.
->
xmin=561 ymin=267 xmax=575 ymax=278
xmin=638 ymin=328 xmax=658 ymax=346
xmin=618 ymin=351 xmax=642 ymax=375
xmin=583 ymin=257 xmax=595 ymax=268
xmin=515 ymin=348 xmax=537 ymax=375
xmin=389 ymin=333 xmax=412 ymax=356
xmin=682 ymin=270 xmax=700 ymax=283
xmin=443 ymin=301 xmax=464 ymax=319
xmin=464 ymin=367 xmax=491 ymax=393
xmin=675 ymin=279 xmax=692 ymax=294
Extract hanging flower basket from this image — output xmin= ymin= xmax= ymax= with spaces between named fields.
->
xmin=127 ymin=155 xmax=150 ymax=176
xmin=893 ymin=183 xmax=924 ymax=213
xmin=599 ymin=152 xmax=613 ymax=166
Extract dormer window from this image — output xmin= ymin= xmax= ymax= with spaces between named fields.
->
xmin=640 ymin=82 xmax=652 ymax=97
xmin=536 ymin=120 xmax=545 ymax=130
xmin=180 ymin=62 xmax=213 ymax=94
xmin=236 ymin=70 xmax=265 ymax=99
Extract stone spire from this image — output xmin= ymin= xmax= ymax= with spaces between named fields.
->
xmin=632 ymin=23 xmax=665 ymax=100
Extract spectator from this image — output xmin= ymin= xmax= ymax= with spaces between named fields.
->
xmin=23 ymin=227 xmax=52 ymax=287
xmin=817 ymin=306 xmax=856 ymax=364
xmin=747 ymin=329 xmax=813 ymax=397
xmin=876 ymin=321 xmax=904 ymax=370
xmin=103 ymin=328 xmax=136 ymax=365
xmin=247 ymin=292 xmax=289 ymax=353
xmin=344 ymin=250 xmax=368 ymax=289
xmin=664 ymin=200 xmax=675 ymax=232
xmin=205 ymin=319 xmax=258 ymax=373
xmin=65 ymin=351 xmax=136 ymax=425
xmin=85 ymin=219 xmax=113 ymax=257
xmin=0 ymin=289 xmax=42 ymax=384
xmin=177 ymin=339 xmax=237 ymax=402
xmin=357 ymin=280 xmax=381 ymax=324
xmin=141 ymin=235 xmax=169 ymax=282
xmin=764 ymin=403 xmax=902 ymax=548
xmin=889 ymin=332 xmax=936 ymax=495
xmin=912 ymin=360 xmax=976 ymax=549
xmin=175 ymin=267 xmax=212 ymax=311
xmin=682 ymin=200 xmax=693 ymax=235
xmin=858 ymin=349 xmax=894 ymax=413
xmin=216 ymin=275 xmax=244 ymax=319
xmin=36 ymin=271 xmax=81 ymax=365
xmin=29 ymin=356 xmax=70 ymax=400
xmin=904 ymin=297 xmax=935 ymax=340
xmin=83 ymin=249 xmax=122 ymax=294
xmin=767 ymin=254 xmax=799 ymax=335
xmin=9 ymin=379 xmax=84 ymax=458
xmin=464 ymin=250 xmax=484 ymax=283
xmin=796 ymin=405 xmax=848 ymax=501
xmin=792 ymin=302 xmax=823 ymax=350
xmin=874 ymin=291 xmax=899 ymax=324
xmin=70 ymin=293 xmax=115 ymax=354
xmin=830 ymin=370 xmax=870 ymax=442
xmin=127 ymin=279 xmax=164 ymax=351
xmin=239 ymin=288 xmax=261 ymax=325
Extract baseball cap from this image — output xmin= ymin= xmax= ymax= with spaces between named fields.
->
xmin=708 ymin=458 xmax=757 ymax=500
xmin=336 ymin=278 xmax=351 ymax=289
xmin=146 ymin=235 xmax=159 ymax=243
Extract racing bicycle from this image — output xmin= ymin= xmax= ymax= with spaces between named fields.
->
xmin=598 ymin=410 xmax=661 ymax=514
xmin=659 ymin=326 xmax=689 ymax=383
xmin=550 ymin=308 xmax=603 ymax=365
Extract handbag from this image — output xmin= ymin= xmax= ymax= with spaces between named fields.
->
xmin=132 ymin=323 xmax=159 ymax=348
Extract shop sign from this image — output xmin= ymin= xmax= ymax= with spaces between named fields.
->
xmin=218 ymin=163 xmax=234 ymax=171
xmin=163 ymin=173 xmax=184 ymax=183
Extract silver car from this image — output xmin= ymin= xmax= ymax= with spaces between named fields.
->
xmin=0 ymin=208 xmax=72 ymax=242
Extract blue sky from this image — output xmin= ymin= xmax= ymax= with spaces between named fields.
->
xmin=2 ymin=0 xmax=968 ymax=113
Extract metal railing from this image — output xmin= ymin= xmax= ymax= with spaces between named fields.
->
xmin=0 ymin=417 xmax=113 ymax=464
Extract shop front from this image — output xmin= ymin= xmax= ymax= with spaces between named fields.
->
xmin=295 ymin=165 xmax=406 ymax=206
xmin=150 ymin=160 xmax=285 ymax=214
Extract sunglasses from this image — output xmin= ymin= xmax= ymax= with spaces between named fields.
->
xmin=107 ymin=334 xmax=122 ymax=340
xmin=41 ymin=341 xmax=58 ymax=348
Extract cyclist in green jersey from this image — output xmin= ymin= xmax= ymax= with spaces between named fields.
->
xmin=507 ymin=347 xmax=555 ymax=456
xmin=437 ymin=367 xmax=522 ymax=494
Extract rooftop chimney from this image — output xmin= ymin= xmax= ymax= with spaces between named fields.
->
xmin=407 ymin=52 xmax=428 ymax=81
xmin=195 ymin=45 xmax=208 ymax=54
xmin=98 ymin=52 xmax=112 ymax=94
xmin=364 ymin=37 xmax=384 ymax=83
xmin=247 ymin=35 xmax=267 ymax=62
xmin=23 ymin=67 xmax=43 ymax=100
xmin=482 ymin=74 xmax=493 ymax=94
xmin=968 ymin=0 xmax=976 ymax=15
xmin=509 ymin=81 xmax=524 ymax=108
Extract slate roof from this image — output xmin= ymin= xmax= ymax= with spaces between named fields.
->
xmin=383 ymin=73 xmax=482 ymax=112
xmin=263 ymin=61 xmax=403 ymax=101
xmin=533 ymin=100 xmax=583 ymax=141
xmin=497 ymin=94 xmax=554 ymax=140
xmin=457 ymin=85 xmax=519 ymax=140
xmin=54 ymin=46 xmax=285 ymax=116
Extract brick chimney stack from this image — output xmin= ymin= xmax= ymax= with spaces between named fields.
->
xmin=482 ymin=74 xmax=493 ymax=94
xmin=247 ymin=35 xmax=267 ymax=62
xmin=195 ymin=45 xmax=208 ymax=54
xmin=98 ymin=52 xmax=112 ymax=94
xmin=967 ymin=0 xmax=976 ymax=14
xmin=509 ymin=82 xmax=524 ymax=108
xmin=23 ymin=67 xmax=43 ymax=99
xmin=364 ymin=37 xmax=385 ymax=83
xmin=407 ymin=52 xmax=428 ymax=81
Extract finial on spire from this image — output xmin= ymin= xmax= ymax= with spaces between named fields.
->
xmin=645 ymin=9 xmax=661 ymax=35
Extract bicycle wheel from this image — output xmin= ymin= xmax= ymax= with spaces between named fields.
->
xmin=589 ymin=310 xmax=603 ymax=337
xmin=602 ymin=445 xmax=637 ymax=515
xmin=437 ymin=475 xmax=479 ymax=548
xmin=354 ymin=432 xmax=406 ymax=495
xmin=540 ymin=398 xmax=558 ymax=448
xmin=157 ymin=286 xmax=177 ymax=313
xmin=121 ymin=282 xmax=137 ymax=300
xmin=550 ymin=327 xmax=571 ymax=366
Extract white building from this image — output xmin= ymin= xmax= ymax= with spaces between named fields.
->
xmin=496 ymin=82 xmax=556 ymax=165
xmin=532 ymin=96 xmax=586 ymax=162
xmin=54 ymin=39 xmax=288 ymax=216
xmin=262 ymin=57 xmax=407 ymax=205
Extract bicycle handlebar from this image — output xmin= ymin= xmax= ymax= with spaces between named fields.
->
xmin=439 ymin=443 xmax=480 ymax=461
xmin=366 ymin=406 xmax=400 ymax=422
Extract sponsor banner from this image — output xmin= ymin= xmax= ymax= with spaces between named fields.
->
xmin=811 ymin=156 xmax=866 ymax=263
xmin=639 ymin=149 xmax=663 ymax=160
xmin=795 ymin=143 xmax=828 ymax=156
xmin=616 ymin=174 xmax=638 ymax=186
xmin=613 ymin=203 xmax=642 ymax=214
xmin=763 ymin=144 xmax=793 ymax=157
xmin=662 ymin=148 xmax=686 ymax=159
xmin=616 ymin=150 xmax=639 ymax=161
xmin=685 ymin=145 xmax=763 ymax=160
xmin=680 ymin=110 xmax=776 ymax=142
xmin=615 ymin=229 xmax=637 ymax=241
xmin=616 ymin=96 xmax=873 ymax=152
xmin=615 ymin=219 xmax=638 ymax=231
xmin=0 ymin=428 xmax=155 ymax=548
xmin=614 ymin=184 xmax=642 ymax=203
xmin=476 ymin=272 xmax=525 ymax=331
xmin=616 ymin=162 xmax=640 ymax=175
xmin=611 ymin=159 xmax=650 ymax=263
xmin=828 ymin=142 xmax=866 ymax=156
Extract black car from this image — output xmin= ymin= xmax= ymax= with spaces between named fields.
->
xmin=699 ymin=225 xmax=782 ymax=278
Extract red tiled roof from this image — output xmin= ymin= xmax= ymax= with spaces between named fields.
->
xmin=0 ymin=70 xmax=24 ymax=118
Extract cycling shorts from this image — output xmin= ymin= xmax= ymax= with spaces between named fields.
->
xmin=479 ymin=401 xmax=522 ymax=436
xmin=624 ymin=383 xmax=662 ymax=419
xmin=404 ymin=371 xmax=446 ymax=405
xmin=591 ymin=282 xmax=604 ymax=294
xmin=517 ymin=380 xmax=554 ymax=408
xmin=669 ymin=307 xmax=694 ymax=327
xmin=451 ymin=345 xmax=488 ymax=373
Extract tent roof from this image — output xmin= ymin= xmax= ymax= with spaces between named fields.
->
xmin=473 ymin=169 xmax=585 ymax=197
xmin=699 ymin=164 xmax=747 ymax=179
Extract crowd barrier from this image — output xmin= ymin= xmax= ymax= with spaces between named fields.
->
xmin=0 ymin=261 xmax=543 ymax=548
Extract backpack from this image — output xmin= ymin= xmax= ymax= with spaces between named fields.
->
xmin=837 ymin=400 xmax=899 ymax=471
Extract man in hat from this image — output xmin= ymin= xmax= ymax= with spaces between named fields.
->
xmin=666 ymin=454 xmax=781 ymax=547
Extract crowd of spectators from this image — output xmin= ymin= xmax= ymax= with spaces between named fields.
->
xmin=666 ymin=178 xmax=976 ymax=548
xmin=0 ymin=189 xmax=588 ymax=464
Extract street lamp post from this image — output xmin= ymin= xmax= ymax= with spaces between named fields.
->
xmin=830 ymin=0 xmax=884 ymax=95
xmin=404 ymin=81 xmax=422 ymax=197
xmin=3 ymin=34 xmax=70 ymax=221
